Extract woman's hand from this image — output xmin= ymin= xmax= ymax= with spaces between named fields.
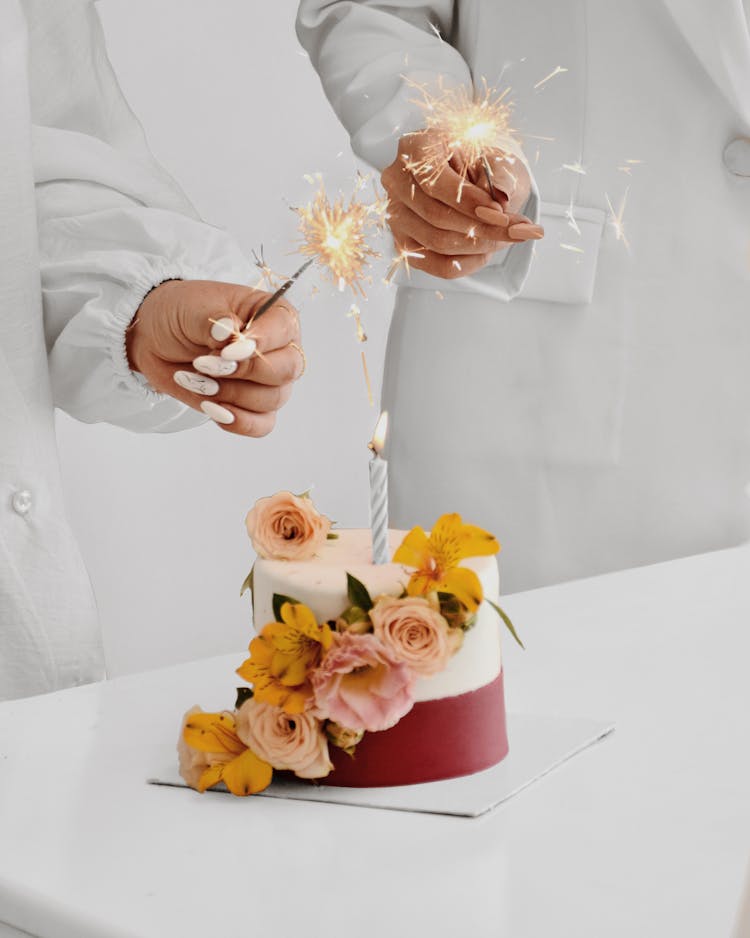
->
xmin=381 ymin=129 xmax=542 ymax=280
xmin=126 ymin=280 xmax=304 ymax=437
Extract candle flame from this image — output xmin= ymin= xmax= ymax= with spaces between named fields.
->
xmin=369 ymin=410 xmax=388 ymax=455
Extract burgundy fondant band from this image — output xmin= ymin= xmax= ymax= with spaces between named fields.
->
xmin=323 ymin=670 xmax=508 ymax=788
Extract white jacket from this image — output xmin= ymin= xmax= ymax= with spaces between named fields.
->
xmin=0 ymin=0 xmax=253 ymax=699
xmin=298 ymin=0 xmax=750 ymax=589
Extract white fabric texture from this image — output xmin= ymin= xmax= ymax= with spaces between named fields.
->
xmin=298 ymin=0 xmax=750 ymax=590
xmin=0 ymin=0 xmax=254 ymax=700
xmin=297 ymin=0 xmax=540 ymax=303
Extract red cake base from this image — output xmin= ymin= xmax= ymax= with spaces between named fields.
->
xmin=322 ymin=669 xmax=509 ymax=788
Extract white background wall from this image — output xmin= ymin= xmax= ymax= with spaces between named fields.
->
xmin=56 ymin=0 xmax=395 ymax=677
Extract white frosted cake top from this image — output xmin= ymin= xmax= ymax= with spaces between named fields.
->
xmin=251 ymin=528 xmax=502 ymax=703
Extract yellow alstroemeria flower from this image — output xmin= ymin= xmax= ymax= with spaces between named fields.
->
xmin=183 ymin=710 xmax=272 ymax=796
xmin=236 ymin=602 xmax=333 ymax=714
xmin=393 ymin=513 xmax=499 ymax=612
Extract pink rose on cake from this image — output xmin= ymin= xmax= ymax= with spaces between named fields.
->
xmin=311 ymin=632 xmax=415 ymax=732
xmin=235 ymin=698 xmax=332 ymax=779
xmin=370 ymin=595 xmax=462 ymax=676
xmin=245 ymin=491 xmax=332 ymax=561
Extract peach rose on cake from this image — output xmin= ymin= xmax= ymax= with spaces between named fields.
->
xmin=370 ymin=595 xmax=462 ymax=677
xmin=236 ymin=697 xmax=332 ymax=779
xmin=311 ymin=632 xmax=415 ymax=733
xmin=245 ymin=491 xmax=331 ymax=561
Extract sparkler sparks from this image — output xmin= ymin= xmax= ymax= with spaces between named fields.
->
xmin=408 ymin=78 xmax=516 ymax=199
xmin=347 ymin=304 xmax=368 ymax=343
xmin=561 ymin=160 xmax=587 ymax=176
xmin=296 ymin=178 xmax=387 ymax=295
xmin=348 ymin=304 xmax=374 ymax=405
xmin=251 ymin=248 xmax=286 ymax=291
xmin=605 ymin=189 xmax=630 ymax=252
xmin=565 ymin=199 xmax=581 ymax=236
xmin=534 ymin=65 xmax=568 ymax=90
xmin=385 ymin=244 xmax=426 ymax=283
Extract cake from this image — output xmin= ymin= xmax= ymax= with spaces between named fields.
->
xmin=177 ymin=492 xmax=518 ymax=796
xmin=251 ymin=528 xmax=508 ymax=786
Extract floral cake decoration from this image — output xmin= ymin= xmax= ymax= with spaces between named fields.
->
xmin=178 ymin=491 xmax=522 ymax=797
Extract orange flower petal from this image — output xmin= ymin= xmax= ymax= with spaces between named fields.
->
xmin=440 ymin=566 xmax=484 ymax=612
xmin=183 ymin=712 xmax=245 ymax=755
xmin=392 ymin=526 xmax=431 ymax=568
xmin=280 ymin=601 xmax=319 ymax=635
xmin=221 ymin=748 xmax=273 ymax=796
xmin=406 ymin=571 xmax=437 ymax=597
xmin=196 ymin=762 xmax=225 ymax=793
xmin=456 ymin=523 xmax=500 ymax=558
xmin=270 ymin=650 xmax=309 ymax=686
xmin=281 ymin=687 xmax=310 ymax=715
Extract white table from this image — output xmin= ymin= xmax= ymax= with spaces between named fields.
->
xmin=1 ymin=547 xmax=749 ymax=938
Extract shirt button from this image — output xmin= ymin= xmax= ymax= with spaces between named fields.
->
xmin=723 ymin=137 xmax=750 ymax=176
xmin=11 ymin=490 xmax=32 ymax=516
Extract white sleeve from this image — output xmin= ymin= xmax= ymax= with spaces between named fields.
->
xmin=27 ymin=0 xmax=254 ymax=433
xmin=296 ymin=0 xmax=539 ymax=302
xmin=297 ymin=0 xmax=473 ymax=171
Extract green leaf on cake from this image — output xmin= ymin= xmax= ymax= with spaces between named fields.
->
xmin=235 ymin=686 xmax=254 ymax=708
xmin=346 ymin=573 xmax=374 ymax=612
xmin=272 ymin=593 xmax=302 ymax=621
xmin=240 ymin=564 xmax=255 ymax=598
xmin=326 ymin=532 xmax=340 ymax=540
xmin=487 ymin=600 xmax=525 ymax=649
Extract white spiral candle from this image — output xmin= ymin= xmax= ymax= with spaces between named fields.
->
xmin=368 ymin=411 xmax=389 ymax=565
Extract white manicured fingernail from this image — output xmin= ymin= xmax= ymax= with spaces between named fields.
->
xmin=193 ymin=355 xmax=238 ymax=377
xmin=173 ymin=371 xmax=219 ymax=396
xmin=220 ymin=338 xmax=257 ymax=361
xmin=200 ymin=401 xmax=235 ymax=424
xmin=210 ymin=317 xmax=236 ymax=341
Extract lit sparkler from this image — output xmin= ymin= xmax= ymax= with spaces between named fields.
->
xmin=244 ymin=177 xmax=387 ymax=331
xmin=407 ymin=78 xmax=517 ymax=200
xmin=296 ymin=178 xmax=387 ymax=295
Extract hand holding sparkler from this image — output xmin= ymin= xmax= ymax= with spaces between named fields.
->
xmin=381 ymin=128 xmax=542 ymax=281
xmin=127 ymin=280 xmax=303 ymax=436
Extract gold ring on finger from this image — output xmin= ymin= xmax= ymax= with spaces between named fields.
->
xmin=288 ymin=341 xmax=306 ymax=377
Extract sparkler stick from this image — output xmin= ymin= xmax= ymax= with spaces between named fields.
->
xmin=481 ymin=155 xmax=501 ymax=202
xmin=240 ymin=178 xmax=386 ymax=335
xmin=244 ymin=257 xmax=315 ymax=327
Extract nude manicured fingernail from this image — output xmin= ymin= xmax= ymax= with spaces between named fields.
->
xmin=508 ymin=224 xmax=544 ymax=240
xmin=200 ymin=401 xmax=235 ymax=424
xmin=193 ymin=355 xmax=238 ymax=377
xmin=210 ymin=317 xmax=236 ymax=341
xmin=220 ymin=338 xmax=257 ymax=361
xmin=173 ymin=371 xmax=219 ymax=396
xmin=475 ymin=205 xmax=508 ymax=225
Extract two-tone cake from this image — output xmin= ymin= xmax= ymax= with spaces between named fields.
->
xmin=177 ymin=492 xmax=518 ymax=796
xmin=251 ymin=528 xmax=508 ymax=786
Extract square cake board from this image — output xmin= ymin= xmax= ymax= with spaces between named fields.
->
xmin=149 ymin=713 xmax=614 ymax=818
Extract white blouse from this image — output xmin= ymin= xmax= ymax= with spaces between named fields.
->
xmin=0 ymin=0 xmax=253 ymax=700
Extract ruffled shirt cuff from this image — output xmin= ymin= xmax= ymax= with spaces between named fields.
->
xmin=43 ymin=206 xmax=255 ymax=433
